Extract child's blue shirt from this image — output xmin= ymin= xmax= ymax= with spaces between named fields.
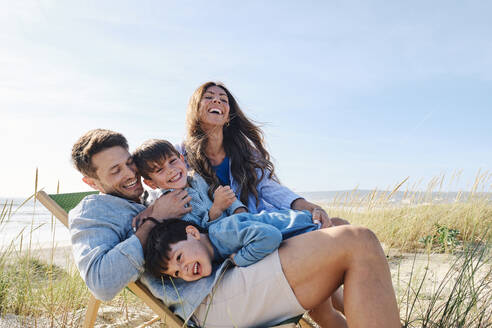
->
xmin=142 ymin=173 xmax=245 ymax=228
xmin=143 ymin=172 xmax=319 ymax=266
xmin=175 ymin=143 xmax=302 ymax=214
xmin=208 ymin=209 xmax=318 ymax=267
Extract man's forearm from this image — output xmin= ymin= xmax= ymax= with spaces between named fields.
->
xmin=134 ymin=218 xmax=157 ymax=247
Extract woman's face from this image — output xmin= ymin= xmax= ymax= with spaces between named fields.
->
xmin=198 ymin=85 xmax=230 ymax=129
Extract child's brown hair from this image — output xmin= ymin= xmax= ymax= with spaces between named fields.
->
xmin=132 ymin=139 xmax=181 ymax=180
xmin=144 ymin=218 xmax=206 ymax=278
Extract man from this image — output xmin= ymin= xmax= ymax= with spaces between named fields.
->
xmin=70 ymin=129 xmax=400 ymax=328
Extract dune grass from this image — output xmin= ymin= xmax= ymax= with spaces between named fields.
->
xmin=322 ymin=172 xmax=491 ymax=252
xmin=0 ymin=192 xmax=149 ymax=327
xmin=1 ymin=172 xmax=491 ymax=327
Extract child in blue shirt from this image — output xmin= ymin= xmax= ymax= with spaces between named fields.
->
xmin=132 ymin=139 xmax=320 ymax=239
xmin=144 ymin=217 xmax=286 ymax=281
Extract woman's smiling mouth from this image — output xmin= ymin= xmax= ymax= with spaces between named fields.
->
xmin=208 ymin=108 xmax=223 ymax=115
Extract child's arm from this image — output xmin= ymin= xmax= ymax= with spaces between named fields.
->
xmin=226 ymin=195 xmax=247 ymax=216
xmin=209 ymin=216 xmax=283 ymax=267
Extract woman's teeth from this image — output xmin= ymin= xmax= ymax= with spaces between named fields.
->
xmin=209 ymin=108 xmax=222 ymax=115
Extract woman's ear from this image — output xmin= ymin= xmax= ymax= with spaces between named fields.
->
xmin=185 ymin=225 xmax=200 ymax=239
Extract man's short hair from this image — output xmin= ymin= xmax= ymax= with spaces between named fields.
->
xmin=133 ymin=139 xmax=181 ymax=180
xmin=71 ymin=129 xmax=128 ymax=178
xmin=145 ymin=218 xmax=206 ymax=278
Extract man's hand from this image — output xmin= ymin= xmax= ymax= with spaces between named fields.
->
xmin=132 ymin=189 xmax=192 ymax=230
xmin=151 ymin=189 xmax=192 ymax=219
xmin=209 ymin=186 xmax=237 ymax=221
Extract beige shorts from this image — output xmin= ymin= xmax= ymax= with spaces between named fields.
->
xmin=193 ymin=250 xmax=306 ymax=328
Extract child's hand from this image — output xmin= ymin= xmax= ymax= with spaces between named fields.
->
xmin=213 ymin=186 xmax=237 ymax=211
xmin=229 ymin=253 xmax=237 ymax=266
xmin=233 ymin=207 xmax=248 ymax=214
xmin=209 ymin=186 xmax=237 ymax=221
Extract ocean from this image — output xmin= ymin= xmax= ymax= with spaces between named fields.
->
xmin=0 ymin=197 xmax=70 ymax=248
xmin=1 ymin=190 xmax=490 ymax=248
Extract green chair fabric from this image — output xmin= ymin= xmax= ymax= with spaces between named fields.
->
xmin=49 ymin=191 xmax=98 ymax=213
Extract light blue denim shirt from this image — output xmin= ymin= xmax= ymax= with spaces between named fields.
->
xmin=142 ymin=173 xmax=245 ymax=227
xmin=208 ymin=209 xmax=317 ymax=266
xmin=176 ymin=143 xmax=302 ymax=213
xmin=69 ymin=193 xmax=230 ymax=323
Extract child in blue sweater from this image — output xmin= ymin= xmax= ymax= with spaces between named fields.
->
xmin=144 ymin=217 xmax=286 ymax=281
xmin=133 ymin=139 xmax=320 ymax=239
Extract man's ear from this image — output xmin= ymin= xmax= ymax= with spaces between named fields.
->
xmin=82 ymin=176 xmax=100 ymax=191
xmin=185 ymin=225 xmax=200 ymax=239
xmin=143 ymin=178 xmax=158 ymax=190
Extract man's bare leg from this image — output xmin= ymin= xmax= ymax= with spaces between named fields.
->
xmin=278 ymin=226 xmax=400 ymax=328
xmin=310 ymin=296 xmax=347 ymax=328
xmin=324 ymin=217 xmax=348 ymax=315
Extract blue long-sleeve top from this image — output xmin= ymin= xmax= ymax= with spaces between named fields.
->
xmin=207 ymin=209 xmax=317 ymax=266
xmin=69 ymin=194 xmax=230 ymax=323
xmin=176 ymin=143 xmax=302 ymax=213
xmin=142 ymin=173 xmax=245 ymax=227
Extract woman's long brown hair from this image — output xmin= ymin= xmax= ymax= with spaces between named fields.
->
xmin=185 ymin=81 xmax=277 ymax=207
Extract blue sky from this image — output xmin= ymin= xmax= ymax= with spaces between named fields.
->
xmin=1 ymin=0 xmax=491 ymax=197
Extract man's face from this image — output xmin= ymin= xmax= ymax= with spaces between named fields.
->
xmin=83 ymin=146 xmax=143 ymax=201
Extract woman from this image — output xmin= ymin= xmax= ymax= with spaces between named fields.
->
xmin=184 ymin=81 xmax=337 ymax=226
xmin=181 ymin=82 xmax=399 ymax=327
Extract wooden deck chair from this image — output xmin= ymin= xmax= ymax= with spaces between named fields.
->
xmin=36 ymin=190 xmax=308 ymax=328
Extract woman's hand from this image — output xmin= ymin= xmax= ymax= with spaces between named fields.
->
xmin=291 ymin=198 xmax=349 ymax=228
xmin=312 ymin=207 xmax=331 ymax=227
xmin=313 ymin=209 xmax=350 ymax=229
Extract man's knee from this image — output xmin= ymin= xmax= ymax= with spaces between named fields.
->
xmin=338 ymin=226 xmax=382 ymax=254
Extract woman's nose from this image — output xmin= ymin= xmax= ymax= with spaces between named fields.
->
xmin=212 ymin=97 xmax=221 ymax=104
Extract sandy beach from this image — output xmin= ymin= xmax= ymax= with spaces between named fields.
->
xmin=2 ymin=242 xmax=489 ymax=328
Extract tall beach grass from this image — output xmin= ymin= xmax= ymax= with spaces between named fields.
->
xmin=0 ymin=171 xmax=490 ymax=327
